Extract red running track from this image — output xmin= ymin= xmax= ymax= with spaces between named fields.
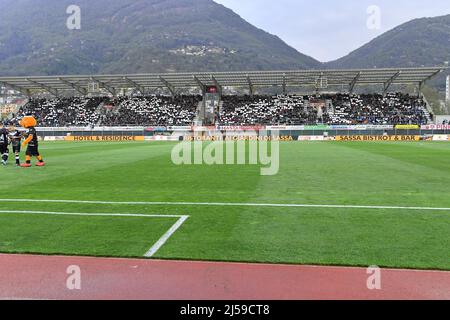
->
xmin=0 ymin=254 xmax=449 ymax=300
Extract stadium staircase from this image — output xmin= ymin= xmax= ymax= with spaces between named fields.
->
xmin=326 ymin=99 xmax=333 ymax=113
xmin=420 ymin=95 xmax=434 ymax=124
xmin=95 ymin=102 xmax=105 ymax=126
xmin=422 ymin=108 xmax=433 ymax=124
xmin=194 ymin=101 xmax=204 ymax=126
xmin=3 ymin=98 xmax=28 ymax=121
xmin=95 ymin=101 xmax=120 ymax=126
xmin=219 ymin=100 xmax=224 ymax=118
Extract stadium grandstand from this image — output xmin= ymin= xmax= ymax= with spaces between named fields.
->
xmin=8 ymin=92 xmax=430 ymax=127
xmin=0 ymin=67 xmax=446 ymax=128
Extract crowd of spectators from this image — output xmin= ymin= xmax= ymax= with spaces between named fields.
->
xmin=324 ymin=93 xmax=429 ymax=125
xmin=11 ymin=97 xmax=107 ymax=127
xmin=99 ymin=95 xmax=201 ymax=126
xmin=220 ymin=93 xmax=429 ymax=126
xmin=8 ymin=93 xmax=430 ymax=127
xmin=220 ymin=95 xmax=319 ymax=125
xmin=10 ymin=95 xmax=200 ymax=127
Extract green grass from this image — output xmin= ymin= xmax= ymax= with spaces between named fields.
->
xmin=0 ymin=213 xmax=178 ymax=257
xmin=0 ymin=141 xmax=449 ymax=270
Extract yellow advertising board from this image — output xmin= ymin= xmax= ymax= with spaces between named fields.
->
xmin=336 ymin=135 xmax=420 ymax=142
xmin=395 ymin=124 xmax=420 ymax=130
xmin=65 ymin=136 xmax=145 ymax=142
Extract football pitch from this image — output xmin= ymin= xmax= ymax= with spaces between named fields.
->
xmin=0 ymin=141 xmax=449 ymax=270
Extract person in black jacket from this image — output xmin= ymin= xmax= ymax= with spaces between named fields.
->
xmin=8 ymin=125 xmax=23 ymax=166
xmin=0 ymin=124 xmax=9 ymax=166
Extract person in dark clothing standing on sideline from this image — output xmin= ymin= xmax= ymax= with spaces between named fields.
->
xmin=0 ymin=124 xmax=9 ymax=166
xmin=8 ymin=125 xmax=23 ymax=166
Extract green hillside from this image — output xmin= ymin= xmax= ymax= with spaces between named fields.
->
xmin=0 ymin=0 xmax=321 ymax=76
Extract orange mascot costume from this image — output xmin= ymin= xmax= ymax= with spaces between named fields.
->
xmin=19 ymin=115 xmax=45 ymax=167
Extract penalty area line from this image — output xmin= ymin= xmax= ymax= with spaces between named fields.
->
xmin=0 ymin=210 xmax=190 ymax=258
xmin=0 ymin=199 xmax=450 ymax=212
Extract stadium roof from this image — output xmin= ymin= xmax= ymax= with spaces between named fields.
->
xmin=0 ymin=67 xmax=446 ymax=96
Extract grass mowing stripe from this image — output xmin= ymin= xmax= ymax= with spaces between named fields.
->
xmin=0 ymin=210 xmax=186 ymax=218
xmin=0 ymin=199 xmax=450 ymax=212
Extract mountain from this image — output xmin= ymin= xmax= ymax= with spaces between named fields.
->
xmin=1 ymin=0 xmax=448 ymax=90
xmin=328 ymin=14 xmax=450 ymax=69
xmin=327 ymin=14 xmax=450 ymax=93
xmin=0 ymin=0 xmax=321 ymax=76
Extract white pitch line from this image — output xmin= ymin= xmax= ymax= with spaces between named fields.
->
xmin=0 ymin=210 xmax=183 ymax=218
xmin=0 ymin=199 xmax=450 ymax=212
xmin=0 ymin=210 xmax=190 ymax=257
xmin=144 ymin=215 xmax=189 ymax=258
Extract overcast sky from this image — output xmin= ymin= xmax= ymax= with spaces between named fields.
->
xmin=214 ymin=0 xmax=450 ymax=62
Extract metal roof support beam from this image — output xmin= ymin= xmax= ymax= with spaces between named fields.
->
xmin=193 ymin=76 xmax=205 ymax=93
xmin=383 ymin=71 xmax=402 ymax=95
xmin=422 ymin=69 xmax=443 ymax=84
xmin=58 ymin=78 xmax=87 ymax=96
xmin=349 ymin=72 xmax=362 ymax=94
xmin=0 ymin=81 xmax=31 ymax=97
xmin=124 ymin=77 xmax=145 ymax=95
xmin=246 ymin=75 xmax=254 ymax=97
xmin=91 ymin=77 xmax=116 ymax=96
xmin=315 ymin=72 xmax=326 ymax=94
xmin=26 ymin=79 xmax=58 ymax=97
xmin=418 ymin=81 xmax=425 ymax=98
xmin=211 ymin=76 xmax=222 ymax=95
xmin=158 ymin=76 xmax=175 ymax=96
